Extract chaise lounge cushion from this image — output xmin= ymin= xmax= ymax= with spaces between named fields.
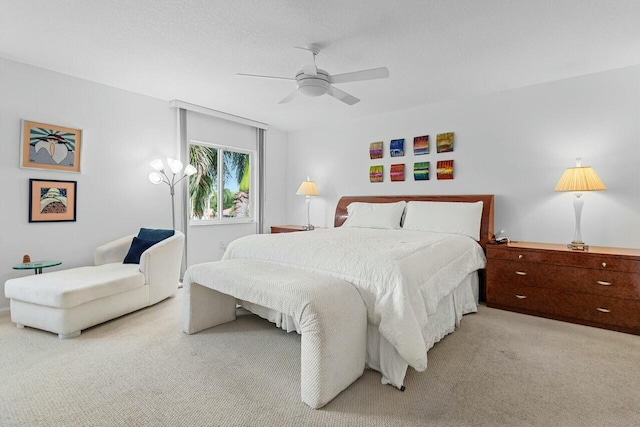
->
xmin=123 ymin=237 xmax=159 ymax=264
xmin=5 ymin=263 xmax=144 ymax=309
xmin=123 ymin=229 xmax=176 ymax=264
xmin=137 ymin=228 xmax=175 ymax=243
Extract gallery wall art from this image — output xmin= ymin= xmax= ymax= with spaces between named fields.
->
xmin=369 ymin=165 xmax=383 ymax=182
xmin=390 ymin=164 xmax=405 ymax=182
xmin=21 ymin=120 xmax=82 ymax=172
xmin=436 ymin=132 xmax=454 ymax=153
xmin=29 ymin=179 xmax=77 ymax=222
xmin=414 ymin=162 xmax=430 ymax=180
xmin=413 ymin=135 xmax=429 ymax=155
xmin=390 ymin=139 xmax=404 ymax=157
xmin=368 ymin=132 xmax=456 ymax=183
xmin=370 ymin=141 xmax=383 ymax=159
xmin=436 ymin=160 xmax=454 ymax=180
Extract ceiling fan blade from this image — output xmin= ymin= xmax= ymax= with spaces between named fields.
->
xmin=278 ymin=90 xmax=299 ymax=104
xmin=329 ymin=67 xmax=389 ymax=84
xmin=237 ymin=73 xmax=294 ymax=81
xmin=327 ymin=86 xmax=360 ymax=105
xmin=294 ymin=46 xmax=318 ymax=76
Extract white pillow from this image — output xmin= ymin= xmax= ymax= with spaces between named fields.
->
xmin=402 ymin=201 xmax=483 ymax=241
xmin=342 ymin=201 xmax=407 ymax=229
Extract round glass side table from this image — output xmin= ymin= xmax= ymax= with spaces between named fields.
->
xmin=13 ymin=260 xmax=62 ymax=275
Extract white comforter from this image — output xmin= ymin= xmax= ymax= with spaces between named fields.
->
xmin=223 ymin=228 xmax=486 ymax=371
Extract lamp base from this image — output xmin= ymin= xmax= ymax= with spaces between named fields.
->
xmin=567 ymin=242 xmax=589 ymax=251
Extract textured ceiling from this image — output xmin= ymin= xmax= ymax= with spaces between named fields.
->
xmin=1 ymin=0 xmax=639 ymax=131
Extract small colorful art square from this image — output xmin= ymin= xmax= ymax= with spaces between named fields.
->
xmin=390 ymin=139 xmax=404 ymax=157
xmin=370 ymin=141 xmax=383 ymax=159
xmin=436 ymin=160 xmax=454 ymax=180
xmin=414 ymin=162 xmax=430 ymax=180
xmin=436 ymin=132 xmax=454 ymax=153
xmin=413 ymin=135 xmax=429 ymax=155
xmin=370 ymin=165 xmax=383 ymax=182
xmin=390 ymin=164 xmax=405 ymax=182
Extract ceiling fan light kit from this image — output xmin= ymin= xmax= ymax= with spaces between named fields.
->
xmin=238 ymin=45 xmax=389 ymax=105
xmin=296 ymin=70 xmax=330 ymax=97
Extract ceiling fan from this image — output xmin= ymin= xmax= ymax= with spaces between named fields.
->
xmin=237 ymin=45 xmax=389 ymax=105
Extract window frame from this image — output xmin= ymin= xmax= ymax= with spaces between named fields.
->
xmin=187 ymin=140 xmax=256 ymax=226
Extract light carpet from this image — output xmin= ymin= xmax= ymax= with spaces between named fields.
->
xmin=0 ymin=289 xmax=638 ymax=427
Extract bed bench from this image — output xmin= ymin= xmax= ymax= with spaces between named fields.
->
xmin=182 ymin=259 xmax=367 ymax=409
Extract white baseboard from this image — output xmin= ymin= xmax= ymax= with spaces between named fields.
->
xmin=0 ymin=306 xmax=10 ymax=316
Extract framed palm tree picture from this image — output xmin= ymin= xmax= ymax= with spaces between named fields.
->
xmin=21 ymin=120 xmax=82 ymax=172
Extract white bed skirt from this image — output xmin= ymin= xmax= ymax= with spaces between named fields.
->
xmin=239 ymin=272 xmax=479 ymax=389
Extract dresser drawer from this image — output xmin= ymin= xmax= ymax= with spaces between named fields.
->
xmin=488 ymin=247 xmax=640 ymax=273
xmin=487 ymin=281 xmax=640 ymax=332
xmin=487 ymin=259 xmax=640 ymax=300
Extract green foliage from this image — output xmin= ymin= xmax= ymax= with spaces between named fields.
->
xmin=189 ymin=145 xmax=217 ymax=218
xmin=239 ymin=161 xmax=250 ymax=192
xmin=189 ymin=146 xmax=251 ymax=219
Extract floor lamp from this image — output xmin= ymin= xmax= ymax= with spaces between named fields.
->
xmin=148 ymin=158 xmax=196 ymax=230
xmin=554 ymin=158 xmax=606 ymax=251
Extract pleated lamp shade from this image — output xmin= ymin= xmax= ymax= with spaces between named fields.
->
xmin=296 ymin=179 xmax=319 ymax=196
xmin=554 ymin=163 xmax=606 ymax=192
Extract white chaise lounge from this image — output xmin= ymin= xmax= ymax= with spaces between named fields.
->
xmin=4 ymin=231 xmax=184 ymax=339
xmin=183 ymin=259 xmax=367 ymax=409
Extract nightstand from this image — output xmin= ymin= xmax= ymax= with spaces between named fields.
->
xmin=486 ymin=242 xmax=640 ymax=335
xmin=270 ymin=225 xmax=315 ymax=234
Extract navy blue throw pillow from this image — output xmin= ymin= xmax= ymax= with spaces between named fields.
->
xmin=137 ymin=228 xmax=174 ymax=244
xmin=123 ymin=237 xmax=158 ymax=264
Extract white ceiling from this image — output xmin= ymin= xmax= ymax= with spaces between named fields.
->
xmin=1 ymin=0 xmax=639 ymax=131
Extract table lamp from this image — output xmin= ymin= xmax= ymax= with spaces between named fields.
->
xmin=296 ymin=177 xmax=319 ymax=230
xmin=554 ymin=158 xmax=606 ymax=251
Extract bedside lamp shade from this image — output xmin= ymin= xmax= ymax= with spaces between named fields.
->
xmin=554 ymin=164 xmax=606 ymax=192
xmin=296 ymin=180 xmax=319 ymax=197
xmin=296 ymin=177 xmax=319 ymax=230
xmin=554 ymin=158 xmax=606 ymax=250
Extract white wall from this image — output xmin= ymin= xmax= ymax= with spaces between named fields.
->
xmin=286 ymin=66 xmax=640 ymax=249
xmin=263 ymin=129 xmax=289 ymax=233
xmin=0 ymin=57 xmax=179 ymax=309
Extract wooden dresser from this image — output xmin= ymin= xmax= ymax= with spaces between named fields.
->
xmin=486 ymin=242 xmax=640 ymax=335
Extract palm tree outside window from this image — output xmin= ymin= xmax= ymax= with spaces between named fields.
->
xmin=189 ymin=143 xmax=253 ymax=222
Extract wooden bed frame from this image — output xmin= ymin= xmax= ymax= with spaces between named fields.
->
xmin=334 ymin=194 xmax=495 ymax=300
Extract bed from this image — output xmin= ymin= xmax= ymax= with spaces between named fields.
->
xmin=221 ymin=194 xmax=495 ymax=389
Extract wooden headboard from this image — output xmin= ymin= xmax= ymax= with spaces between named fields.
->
xmin=334 ymin=194 xmax=495 ymax=252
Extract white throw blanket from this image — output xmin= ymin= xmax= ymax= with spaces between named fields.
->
xmin=223 ymin=228 xmax=486 ymax=371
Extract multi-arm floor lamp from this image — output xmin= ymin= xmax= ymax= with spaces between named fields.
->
xmin=554 ymin=158 xmax=606 ymax=251
xmin=148 ymin=158 xmax=196 ymax=230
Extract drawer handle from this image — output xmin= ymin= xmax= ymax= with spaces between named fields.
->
xmin=601 ymin=262 xmax=607 ymax=268
xmin=515 ymin=294 xmax=527 ymax=299
xmin=596 ymin=280 xmax=612 ymax=286
xmin=518 ymin=254 xmax=524 ymax=259
xmin=515 ymin=271 xmax=527 ymax=276
xmin=596 ymin=307 xmax=611 ymax=313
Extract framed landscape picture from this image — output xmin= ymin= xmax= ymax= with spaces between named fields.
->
xmin=29 ymin=179 xmax=77 ymax=223
xmin=21 ymin=120 xmax=82 ymax=172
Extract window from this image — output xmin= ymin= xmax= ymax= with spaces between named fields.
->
xmin=188 ymin=142 xmax=254 ymax=223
